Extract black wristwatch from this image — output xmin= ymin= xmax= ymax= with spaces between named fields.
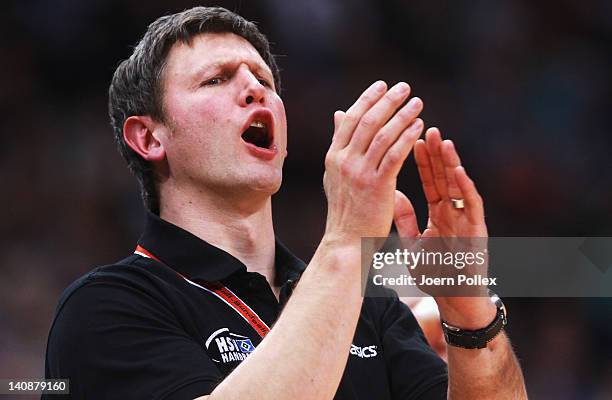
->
xmin=441 ymin=293 xmax=507 ymax=349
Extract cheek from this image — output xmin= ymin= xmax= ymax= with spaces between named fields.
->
xmin=163 ymin=101 xmax=235 ymax=172
xmin=181 ymin=100 xmax=219 ymax=129
xmin=165 ymin=88 xmax=222 ymax=125
xmin=168 ymin=97 xmax=227 ymax=144
xmin=273 ymin=97 xmax=288 ymax=145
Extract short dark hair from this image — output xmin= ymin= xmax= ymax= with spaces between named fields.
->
xmin=108 ymin=7 xmax=281 ymax=214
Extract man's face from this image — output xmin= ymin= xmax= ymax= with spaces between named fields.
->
xmin=158 ymin=32 xmax=287 ymax=200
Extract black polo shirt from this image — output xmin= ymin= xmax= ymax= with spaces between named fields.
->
xmin=44 ymin=212 xmax=448 ymax=399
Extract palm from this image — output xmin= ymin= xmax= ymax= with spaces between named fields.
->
xmin=394 ymin=127 xmax=489 ymax=240
xmin=423 ymin=199 xmax=487 ymax=238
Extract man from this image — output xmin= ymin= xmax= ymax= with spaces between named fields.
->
xmin=44 ymin=7 xmax=527 ymax=399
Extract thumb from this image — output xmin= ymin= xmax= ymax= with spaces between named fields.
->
xmin=394 ymin=190 xmax=421 ymax=238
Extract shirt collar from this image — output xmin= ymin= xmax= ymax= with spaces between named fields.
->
xmin=137 ymin=211 xmax=306 ymax=283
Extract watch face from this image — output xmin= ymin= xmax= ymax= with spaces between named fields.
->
xmin=441 ymin=321 xmax=461 ymax=331
xmin=491 ymin=294 xmax=507 ymax=320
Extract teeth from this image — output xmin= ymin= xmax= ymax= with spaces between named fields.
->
xmin=250 ymin=121 xmax=266 ymax=129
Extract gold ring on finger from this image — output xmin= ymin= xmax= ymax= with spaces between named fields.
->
xmin=451 ymin=198 xmax=465 ymax=209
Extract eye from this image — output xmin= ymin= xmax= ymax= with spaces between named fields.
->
xmin=202 ymin=77 xmax=225 ymax=86
xmin=258 ymin=78 xmax=272 ymax=88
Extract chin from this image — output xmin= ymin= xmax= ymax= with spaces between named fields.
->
xmin=249 ymin=165 xmax=283 ymax=191
xmin=250 ymin=174 xmax=282 ymax=195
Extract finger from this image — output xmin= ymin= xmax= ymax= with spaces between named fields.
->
xmin=455 ymin=166 xmax=485 ymax=224
xmin=377 ymin=118 xmax=424 ymax=177
xmin=348 ymin=82 xmax=413 ymax=154
xmin=330 ymin=81 xmax=387 ymax=151
xmin=394 ymin=190 xmax=421 ymax=238
xmin=422 ymin=226 xmax=440 ymax=238
xmin=365 ymin=97 xmax=423 ymax=167
xmin=440 ymin=140 xmax=462 ymax=200
xmin=334 ymin=110 xmax=345 ymax=131
xmin=425 ymin=128 xmax=449 ymax=199
xmin=330 ymin=110 xmax=346 ymax=146
xmin=414 ymin=139 xmax=441 ymax=203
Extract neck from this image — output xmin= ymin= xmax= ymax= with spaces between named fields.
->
xmin=159 ymin=185 xmax=277 ymax=287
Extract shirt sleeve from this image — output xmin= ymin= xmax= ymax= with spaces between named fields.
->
xmin=378 ymin=294 xmax=448 ymax=400
xmin=44 ymin=271 xmax=222 ymax=400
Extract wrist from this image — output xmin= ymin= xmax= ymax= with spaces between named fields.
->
xmin=315 ymin=234 xmax=362 ymax=270
xmin=435 ymin=296 xmax=497 ymax=330
xmin=320 ymin=232 xmax=361 ymax=250
xmin=439 ymin=294 xmax=508 ymax=349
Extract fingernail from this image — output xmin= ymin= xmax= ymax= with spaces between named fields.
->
xmin=396 ymin=82 xmax=410 ymax=94
xmin=409 ymin=97 xmax=422 ymax=109
xmin=374 ymin=80 xmax=386 ymax=92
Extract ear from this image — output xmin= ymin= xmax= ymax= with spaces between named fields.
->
xmin=123 ymin=115 xmax=166 ymax=162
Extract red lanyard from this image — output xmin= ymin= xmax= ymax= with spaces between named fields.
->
xmin=134 ymin=245 xmax=270 ymax=338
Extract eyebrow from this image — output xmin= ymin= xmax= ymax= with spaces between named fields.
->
xmin=191 ymin=58 xmax=273 ymax=84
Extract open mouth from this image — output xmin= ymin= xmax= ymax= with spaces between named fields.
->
xmin=242 ymin=120 xmax=272 ymax=149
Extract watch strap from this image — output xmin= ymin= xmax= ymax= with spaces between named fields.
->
xmin=441 ymin=294 xmax=507 ymax=349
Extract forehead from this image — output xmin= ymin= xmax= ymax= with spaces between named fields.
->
xmin=163 ymin=32 xmax=271 ymax=79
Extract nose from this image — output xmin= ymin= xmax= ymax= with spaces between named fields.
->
xmin=237 ymin=64 xmax=266 ymax=107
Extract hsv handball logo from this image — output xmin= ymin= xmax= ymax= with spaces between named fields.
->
xmin=205 ymin=328 xmax=256 ymax=364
